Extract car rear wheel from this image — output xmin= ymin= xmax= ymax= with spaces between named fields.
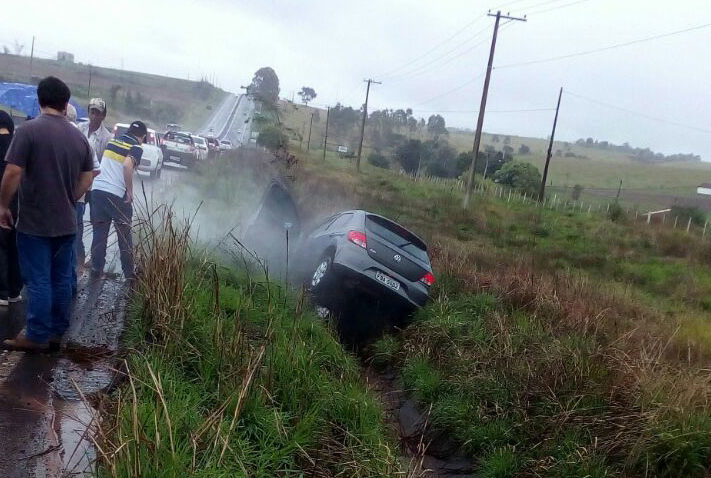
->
xmin=308 ymin=254 xmax=335 ymax=300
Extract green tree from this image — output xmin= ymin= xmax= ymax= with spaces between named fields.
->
xmin=257 ymin=125 xmax=287 ymax=151
xmin=368 ymin=153 xmax=390 ymax=169
xmin=250 ymin=67 xmax=280 ymax=105
xmin=518 ymin=144 xmax=531 ymax=155
xmin=395 ymin=139 xmax=428 ymax=174
xmin=426 ymin=114 xmax=448 ymax=138
xmin=494 ymin=161 xmax=542 ymax=196
xmin=297 ymin=86 xmax=316 ymax=105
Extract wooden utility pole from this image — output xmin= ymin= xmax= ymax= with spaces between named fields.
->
xmin=357 ymin=78 xmax=381 ymax=172
xmin=29 ymin=36 xmax=35 ymax=79
xmin=306 ymin=112 xmax=314 ymax=150
xmin=463 ymin=10 xmax=526 ymax=209
xmin=539 ymin=87 xmax=563 ymax=201
xmin=323 ymin=106 xmax=330 ymax=161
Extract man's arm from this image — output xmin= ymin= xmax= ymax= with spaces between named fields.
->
xmin=123 ymin=156 xmax=136 ymax=203
xmin=0 ymin=164 xmax=22 ymax=228
xmin=75 ymin=171 xmax=94 ymax=201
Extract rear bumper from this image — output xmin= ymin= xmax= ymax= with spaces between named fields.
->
xmin=138 ymin=157 xmax=159 ymax=172
xmin=331 ymin=245 xmax=430 ymax=309
xmin=163 ymin=148 xmax=195 ymax=164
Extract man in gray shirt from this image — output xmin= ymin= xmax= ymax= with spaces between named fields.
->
xmin=0 ymin=76 xmax=95 ymax=352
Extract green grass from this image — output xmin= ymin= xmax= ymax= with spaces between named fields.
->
xmin=99 ymin=247 xmax=398 ymax=476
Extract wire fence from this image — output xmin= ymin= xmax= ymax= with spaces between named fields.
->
xmin=402 ymin=171 xmax=711 ymax=240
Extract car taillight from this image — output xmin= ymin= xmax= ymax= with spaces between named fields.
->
xmin=347 ymin=230 xmax=367 ymax=249
xmin=420 ymin=272 xmax=435 ymax=287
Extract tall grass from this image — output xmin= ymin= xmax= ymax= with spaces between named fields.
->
xmin=96 ymin=203 xmax=400 ymax=476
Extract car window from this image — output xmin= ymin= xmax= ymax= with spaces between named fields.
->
xmin=366 ymin=215 xmax=429 ymax=264
xmin=311 ymin=215 xmax=337 ymax=234
xmin=326 ymin=213 xmax=353 ymax=231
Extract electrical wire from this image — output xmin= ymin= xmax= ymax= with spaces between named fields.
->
xmin=382 ymin=23 xmax=493 ymax=81
xmin=496 ymin=22 xmax=711 ymax=69
xmin=522 ymin=0 xmax=591 ymax=16
xmin=564 ymin=90 xmax=711 ymax=135
xmin=377 ymin=15 xmax=487 ymax=79
xmin=414 ymin=72 xmax=486 ymax=106
xmin=411 ymin=107 xmax=556 ymax=113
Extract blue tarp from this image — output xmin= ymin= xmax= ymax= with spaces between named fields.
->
xmin=0 ymin=82 xmax=87 ymax=118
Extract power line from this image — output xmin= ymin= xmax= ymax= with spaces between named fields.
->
xmin=564 ymin=90 xmax=711 ymax=135
xmin=378 ymin=15 xmax=487 ymax=79
xmin=415 ymin=72 xmax=485 ymax=106
xmin=496 ymin=22 xmax=711 ymax=69
xmin=383 ymin=24 xmax=493 ymax=81
xmin=523 ymin=0 xmax=591 ymax=16
xmin=411 ymin=107 xmax=556 ymax=113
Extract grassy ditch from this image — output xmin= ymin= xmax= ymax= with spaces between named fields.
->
xmin=96 ymin=205 xmax=400 ymax=477
xmin=282 ymin=147 xmax=711 ymax=476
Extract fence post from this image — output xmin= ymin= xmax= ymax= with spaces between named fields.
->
xmin=703 ymin=220 xmax=708 ymax=239
xmin=634 ymin=210 xmax=638 ymax=221
xmin=606 ymin=203 xmax=610 ymax=213
xmin=507 ymin=190 xmax=512 ymax=203
xmin=662 ymin=214 xmax=666 ymax=225
xmin=674 ymin=216 xmax=678 ymax=229
xmin=587 ymin=204 xmax=591 ymax=215
xmin=647 ymin=212 xmax=651 ymax=224
xmin=686 ymin=217 xmax=692 ymax=233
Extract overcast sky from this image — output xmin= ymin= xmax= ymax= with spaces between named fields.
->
xmin=3 ymin=0 xmax=710 ymax=158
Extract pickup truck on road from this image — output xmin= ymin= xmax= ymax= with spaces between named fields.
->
xmin=161 ymin=131 xmax=198 ymax=168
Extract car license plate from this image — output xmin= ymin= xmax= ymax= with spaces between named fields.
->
xmin=375 ymin=271 xmax=400 ymax=291
xmin=170 ymin=155 xmax=180 ymax=161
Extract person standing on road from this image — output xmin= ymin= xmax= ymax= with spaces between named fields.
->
xmin=90 ymin=120 xmax=144 ymax=280
xmin=66 ymin=104 xmax=101 ymax=294
xmin=0 ymin=77 xmax=95 ymax=352
xmin=0 ymin=111 xmax=22 ymax=307
xmin=78 ymin=98 xmax=111 ymax=160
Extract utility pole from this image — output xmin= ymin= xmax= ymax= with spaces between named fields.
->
xmin=463 ymin=10 xmax=526 ymax=209
xmin=29 ymin=36 xmax=35 ymax=80
xmin=538 ymin=87 xmax=563 ymax=202
xmin=87 ymin=64 xmax=93 ymax=99
xmin=323 ymin=106 xmax=330 ymax=161
xmin=356 ymin=78 xmax=381 ymax=172
xmin=307 ymin=112 xmax=314 ymax=150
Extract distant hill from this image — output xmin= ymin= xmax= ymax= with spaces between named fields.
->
xmin=0 ymin=53 xmax=227 ymax=131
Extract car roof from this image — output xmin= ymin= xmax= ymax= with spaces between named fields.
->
xmin=113 ymin=122 xmax=156 ymax=134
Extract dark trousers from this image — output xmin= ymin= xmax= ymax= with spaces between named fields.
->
xmin=90 ymin=190 xmax=134 ymax=278
xmin=16 ymin=232 xmax=74 ymax=343
xmin=0 ymin=227 xmax=22 ymax=299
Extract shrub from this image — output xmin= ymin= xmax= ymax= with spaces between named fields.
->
xmin=608 ymin=202 xmax=625 ymax=222
xmin=494 ymin=161 xmax=542 ymax=196
xmin=367 ymin=153 xmax=390 ymax=169
xmin=670 ymin=205 xmax=706 ymax=227
xmin=571 ymin=184 xmax=584 ymax=200
xmin=257 ymin=125 xmax=287 ymax=151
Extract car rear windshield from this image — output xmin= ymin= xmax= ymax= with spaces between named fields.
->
xmin=168 ymin=134 xmax=192 ymax=144
xmin=194 ymin=137 xmax=206 ymax=145
xmin=365 ymin=215 xmax=429 ymax=264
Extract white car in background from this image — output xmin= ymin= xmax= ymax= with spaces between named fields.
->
xmin=112 ymin=123 xmax=164 ymax=178
xmin=192 ymin=135 xmax=209 ymax=161
xmin=219 ymin=139 xmax=233 ymax=151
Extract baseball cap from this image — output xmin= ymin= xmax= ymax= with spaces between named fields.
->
xmin=127 ymin=120 xmax=148 ymax=138
xmin=88 ymin=97 xmax=106 ymax=113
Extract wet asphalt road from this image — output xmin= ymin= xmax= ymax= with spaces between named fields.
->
xmin=0 ymin=93 xmax=249 ymax=477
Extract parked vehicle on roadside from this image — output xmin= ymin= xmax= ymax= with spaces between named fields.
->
xmin=192 ymin=135 xmax=209 ymax=161
xmin=112 ymin=123 xmax=164 ymax=178
xmin=161 ymin=131 xmax=198 ymax=168
xmin=219 ymin=139 xmax=233 ymax=151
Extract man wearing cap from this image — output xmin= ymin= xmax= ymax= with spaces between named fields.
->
xmin=78 ymin=98 xmax=111 ymax=160
xmin=90 ymin=120 xmax=145 ymax=279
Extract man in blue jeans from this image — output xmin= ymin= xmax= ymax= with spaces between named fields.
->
xmin=0 ymin=76 xmax=94 ymax=352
